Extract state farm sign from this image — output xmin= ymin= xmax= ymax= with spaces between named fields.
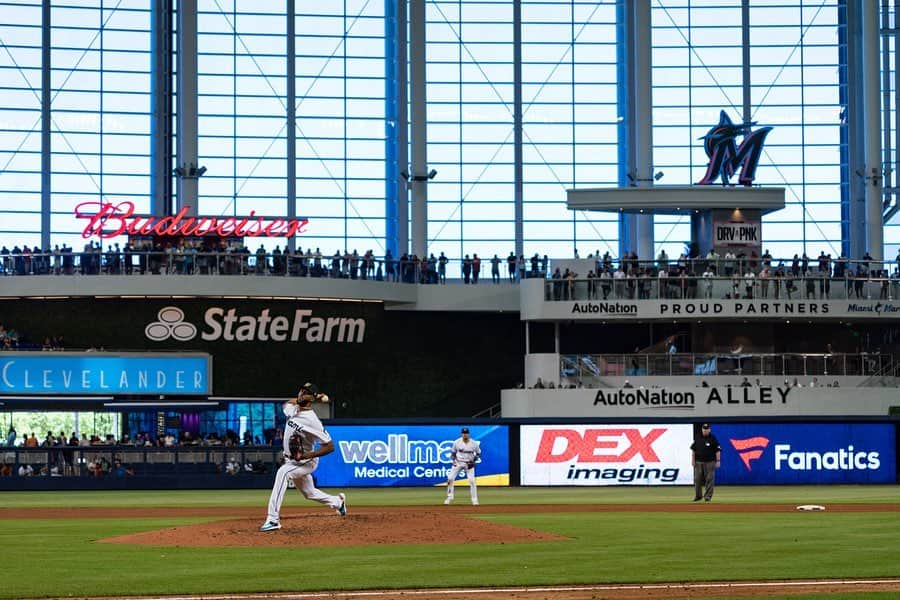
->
xmin=520 ymin=424 xmax=693 ymax=486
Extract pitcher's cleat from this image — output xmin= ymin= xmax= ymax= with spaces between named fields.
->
xmin=336 ymin=492 xmax=347 ymax=516
xmin=259 ymin=520 xmax=281 ymax=532
xmin=443 ymin=497 xmax=452 ymax=505
xmin=472 ymin=500 xmax=479 ymax=506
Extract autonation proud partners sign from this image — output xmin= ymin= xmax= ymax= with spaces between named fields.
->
xmin=520 ymin=424 xmax=694 ymax=486
xmin=312 ymin=425 xmax=509 ymax=487
xmin=534 ymin=299 xmax=900 ymax=321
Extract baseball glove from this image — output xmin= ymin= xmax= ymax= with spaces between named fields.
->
xmin=288 ymin=433 xmax=304 ymax=460
xmin=466 ymin=461 xmax=476 ymax=470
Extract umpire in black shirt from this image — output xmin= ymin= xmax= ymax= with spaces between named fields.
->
xmin=691 ymin=422 xmax=721 ymax=502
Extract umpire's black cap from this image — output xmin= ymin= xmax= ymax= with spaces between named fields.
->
xmin=461 ymin=427 xmax=470 ymax=434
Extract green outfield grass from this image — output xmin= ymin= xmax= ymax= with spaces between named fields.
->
xmin=0 ymin=486 xmax=897 ymax=599
xmin=2 ymin=484 xmax=898 ymax=508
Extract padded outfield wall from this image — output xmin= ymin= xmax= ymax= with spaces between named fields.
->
xmin=1 ymin=420 xmax=896 ymax=490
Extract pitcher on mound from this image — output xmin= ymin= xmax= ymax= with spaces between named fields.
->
xmin=260 ymin=383 xmax=346 ymax=532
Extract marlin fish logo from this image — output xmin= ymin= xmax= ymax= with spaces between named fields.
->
xmin=730 ymin=436 xmax=770 ymax=471
xmin=698 ymin=111 xmax=772 ymax=186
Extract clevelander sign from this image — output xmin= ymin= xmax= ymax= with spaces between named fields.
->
xmin=312 ymin=425 xmax=509 ymax=487
xmin=0 ymin=353 xmax=210 ymax=395
xmin=520 ymin=424 xmax=693 ymax=486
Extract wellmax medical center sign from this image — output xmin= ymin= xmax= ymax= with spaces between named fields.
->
xmin=0 ymin=352 xmax=211 ymax=395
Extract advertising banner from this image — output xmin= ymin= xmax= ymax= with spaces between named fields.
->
xmin=502 ymin=387 xmax=898 ymax=418
xmin=715 ymin=423 xmax=896 ymax=484
xmin=0 ymin=353 xmax=210 ymax=395
xmin=522 ymin=281 xmax=900 ymax=322
xmin=520 ymin=424 xmax=694 ymax=486
xmin=313 ymin=425 xmax=509 ymax=487
xmin=713 ymin=220 xmax=761 ymax=247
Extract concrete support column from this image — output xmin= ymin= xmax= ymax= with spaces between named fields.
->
xmin=151 ymin=0 xmax=173 ymax=217
xmin=389 ymin=0 xmax=409 ymax=256
xmin=741 ymin=0 xmax=751 ymax=126
xmin=619 ymin=0 xmax=653 ymax=261
xmin=846 ymin=2 xmax=867 ymax=258
xmin=862 ymin=0 xmax=883 ymax=260
xmin=175 ymin=0 xmax=199 ymax=216
xmin=286 ymin=0 xmax=296 ymax=251
xmin=41 ymin=0 xmax=50 ymax=249
xmin=513 ymin=0 xmax=523 ymax=260
xmin=409 ymin=0 xmax=427 ymax=258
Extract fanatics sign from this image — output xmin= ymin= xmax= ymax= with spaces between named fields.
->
xmin=716 ymin=423 xmax=896 ymax=484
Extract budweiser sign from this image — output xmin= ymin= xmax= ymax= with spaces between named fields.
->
xmin=75 ymin=201 xmax=309 ymax=240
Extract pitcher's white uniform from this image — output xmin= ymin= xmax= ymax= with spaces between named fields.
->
xmin=264 ymin=405 xmax=344 ymax=525
xmin=444 ymin=431 xmax=481 ymax=505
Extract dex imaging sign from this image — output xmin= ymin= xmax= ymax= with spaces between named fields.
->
xmin=520 ymin=424 xmax=693 ymax=486
xmin=716 ymin=423 xmax=895 ymax=484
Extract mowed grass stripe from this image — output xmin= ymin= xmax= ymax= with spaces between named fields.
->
xmin=0 ymin=485 xmax=898 ymax=509
xmin=0 ymin=505 xmax=898 ymax=598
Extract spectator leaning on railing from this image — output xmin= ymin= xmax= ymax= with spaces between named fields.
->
xmin=4 ymin=244 xmax=900 ymax=295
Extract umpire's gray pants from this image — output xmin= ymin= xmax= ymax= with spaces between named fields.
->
xmin=694 ymin=461 xmax=717 ymax=500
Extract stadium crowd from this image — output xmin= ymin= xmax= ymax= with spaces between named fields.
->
xmin=3 ymin=243 xmax=900 ymax=296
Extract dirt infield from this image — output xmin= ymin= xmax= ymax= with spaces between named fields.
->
xmin=58 ymin=579 xmax=900 ymax=600
xmin=100 ymin=509 xmax=569 ymax=547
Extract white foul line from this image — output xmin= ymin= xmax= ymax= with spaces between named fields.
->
xmin=82 ymin=578 xmax=900 ymax=600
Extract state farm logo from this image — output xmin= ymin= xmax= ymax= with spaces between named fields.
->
xmin=145 ymin=307 xmax=197 ymax=342
xmin=535 ymin=428 xmax=666 ymax=463
xmin=729 ymin=436 xmax=770 ymax=471
xmin=142 ymin=306 xmax=367 ymax=344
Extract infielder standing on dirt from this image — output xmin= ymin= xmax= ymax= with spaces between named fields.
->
xmin=444 ymin=427 xmax=481 ymax=505
xmin=260 ymin=383 xmax=346 ymax=532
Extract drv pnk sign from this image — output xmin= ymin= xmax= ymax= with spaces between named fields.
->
xmin=714 ymin=221 xmax=761 ymax=247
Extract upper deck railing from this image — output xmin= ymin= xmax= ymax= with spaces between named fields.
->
xmin=560 ymin=352 xmax=894 ymax=381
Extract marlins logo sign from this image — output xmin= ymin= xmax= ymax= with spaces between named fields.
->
xmin=698 ymin=110 xmax=772 ymax=186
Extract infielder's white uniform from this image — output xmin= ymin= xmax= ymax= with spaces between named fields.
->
xmin=265 ymin=407 xmax=343 ymax=524
xmin=445 ymin=436 xmax=481 ymax=505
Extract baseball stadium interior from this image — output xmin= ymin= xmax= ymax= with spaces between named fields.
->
xmin=0 ymin=0 xmax=898 ymax=492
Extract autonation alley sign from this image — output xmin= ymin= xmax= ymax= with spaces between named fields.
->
xmin=524 ymin=299 xmax=900 ymax=321
xmin=500 ymin=386 xmax=898 ymax=418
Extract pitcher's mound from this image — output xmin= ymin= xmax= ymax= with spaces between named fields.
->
xmin=100 ymin=510 xmax=568 ymax=548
